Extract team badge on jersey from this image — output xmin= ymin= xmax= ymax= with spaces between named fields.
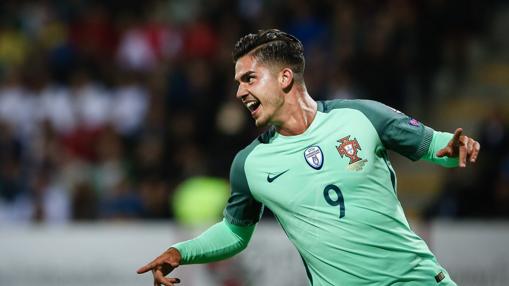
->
xmin=304 ymin=145 xmax=324 ymax=170
xmin=336 ymin=136 xmax=368 ymax=171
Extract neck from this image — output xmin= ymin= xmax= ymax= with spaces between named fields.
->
xmin=274 ymin=86 xmax=317 ymax=136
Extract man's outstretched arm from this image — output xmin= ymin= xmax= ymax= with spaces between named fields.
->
xmin=173 ymin=218 xmax=255 ymax=264
xmin=421 ymin=128 xmax=480 ymax=168
xmin=136 ymin=219 xmax=255 ymax=286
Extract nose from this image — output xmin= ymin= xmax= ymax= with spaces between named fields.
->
xmin=236 ymin=84 xmax=248 ymax=100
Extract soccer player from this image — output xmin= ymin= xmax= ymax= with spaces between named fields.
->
xmin=137 ymin=29 xmax=480 ymax=285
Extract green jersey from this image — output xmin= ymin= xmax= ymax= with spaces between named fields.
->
xmin=224 ymin=99 xmax=456 ymax=285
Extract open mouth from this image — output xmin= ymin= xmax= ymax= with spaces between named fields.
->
xmin=246 ymin=100 xmax=261 ymax=113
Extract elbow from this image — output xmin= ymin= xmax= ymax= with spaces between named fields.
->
xmin=231 ymin=238 xmax=250 ymax=256
xmin=238 ymin=239 xmax=250 ymax=252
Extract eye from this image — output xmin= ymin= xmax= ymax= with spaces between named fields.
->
xmin=238 ymin=73 xmax=255 ymax=85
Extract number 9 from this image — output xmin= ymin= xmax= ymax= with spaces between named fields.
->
xmin=323 ymin=184 xmax=345 ymax=219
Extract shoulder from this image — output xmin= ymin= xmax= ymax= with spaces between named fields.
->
xmin=231 ymin=127 xmax=276 ymax=171
xmin=318 ymin=99 xmax=394 ymax=115
xmin=319 ymin=99 xmax=403 ymax=127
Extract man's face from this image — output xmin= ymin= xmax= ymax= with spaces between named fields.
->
xmin=234 ymin=55 xmax=283 ymax=128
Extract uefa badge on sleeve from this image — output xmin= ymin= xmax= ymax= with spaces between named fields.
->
xmin=409 ymin=118 xmax=420 ymax=127
xmin=304 ymin=145 xmax=324 ymax=170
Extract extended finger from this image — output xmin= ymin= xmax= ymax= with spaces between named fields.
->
xmin=451 ymin=128 xmax=463 ymax=146
xmin=470 ymin=141 xmax=481 ymax=162
xmin=466 ymin=138 xmax=474 ymax=162
xmin=138 ymin=260 xmax=158 ymax=274
xmin=458 ymin=136 xmax=468 ymax=167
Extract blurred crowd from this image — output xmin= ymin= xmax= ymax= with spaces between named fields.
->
xmin=0 ymin=0 xmax=507 ymax=224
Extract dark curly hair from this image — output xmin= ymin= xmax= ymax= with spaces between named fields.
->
xmin=233 ymin=29 xmax=305 ymax=77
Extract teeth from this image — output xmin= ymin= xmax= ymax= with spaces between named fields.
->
xmin=246 ymin=101 xmax=259 ymax=111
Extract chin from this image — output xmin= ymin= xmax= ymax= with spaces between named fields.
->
xmin=254 ymin=118 xmax=269 ymax=128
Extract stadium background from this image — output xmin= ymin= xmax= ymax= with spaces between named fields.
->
xmin=0 ymin=0 xmax=508 ymax=285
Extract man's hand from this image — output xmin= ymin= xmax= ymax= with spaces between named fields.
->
xmin=137 ymin=247 xmax=182 ymax=286
xmin=436 ymin=128 xmax=481 ymax=167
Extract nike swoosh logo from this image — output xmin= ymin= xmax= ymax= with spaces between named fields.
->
xmin=267 ymin=169 xmax=289 ymax=183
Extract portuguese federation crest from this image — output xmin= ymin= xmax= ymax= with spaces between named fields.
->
xmin=336 ymin=135 xmax=368 ymax=171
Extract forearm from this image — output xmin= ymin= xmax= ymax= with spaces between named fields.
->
xmin=421 ymin=131 xmax=459 ymax=167
xmin=172 ymin=219 xmax=255 ymax=264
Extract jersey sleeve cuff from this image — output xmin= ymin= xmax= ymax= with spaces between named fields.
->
xmin=412 ymin=126 xmax=434 ymax=161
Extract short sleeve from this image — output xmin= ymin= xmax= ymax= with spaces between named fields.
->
xmin=223 ymin=144 xmax=264 ymax=226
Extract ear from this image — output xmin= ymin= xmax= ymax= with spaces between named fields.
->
xmin=279 ymin=68 xmax=294 ymax=90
